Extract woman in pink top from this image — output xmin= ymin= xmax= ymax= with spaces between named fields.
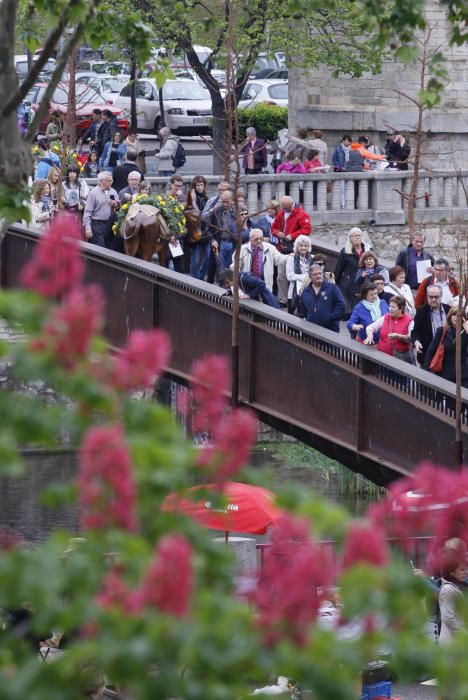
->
xmin=275 ymin=156 xmax=306 ymax=174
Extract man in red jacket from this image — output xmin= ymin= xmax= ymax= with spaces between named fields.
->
xmin=271 ymin=196 xmax=312 ymax=304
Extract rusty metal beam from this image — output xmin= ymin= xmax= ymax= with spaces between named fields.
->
xmin=3 ymin=223 xmax=468 ymax=484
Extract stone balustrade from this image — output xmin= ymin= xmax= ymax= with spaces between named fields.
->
xmin=86 ymin=170 xmax=468 ymax=227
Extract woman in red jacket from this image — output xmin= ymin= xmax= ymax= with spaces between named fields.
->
xmin=363 ymin=295 xmax=414 ymax=364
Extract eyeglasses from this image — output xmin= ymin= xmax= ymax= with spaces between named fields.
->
xmin=252 ymin=237 xmax=263 ymax=242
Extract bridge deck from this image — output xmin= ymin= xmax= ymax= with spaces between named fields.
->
xmin=3 ymin=224 xmax=467 ymax=486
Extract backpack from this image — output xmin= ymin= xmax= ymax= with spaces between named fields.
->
xmin=172 ymin=142 xmax=186 ymax=169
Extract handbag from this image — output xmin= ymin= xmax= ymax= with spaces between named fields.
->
xmin=428 ymin=326 xmax=446 ymax=373
xmin=279 ymin=237 xmax=294 ymax=254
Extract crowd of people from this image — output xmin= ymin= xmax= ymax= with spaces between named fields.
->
xmin=264 ymin=128 xmax=411 ymax=175
xmin=28 ymin=120 xmax=468 ymax=390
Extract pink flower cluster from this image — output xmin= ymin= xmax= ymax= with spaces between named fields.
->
xmin=111 ymin=329 xmax=171 ymax=393
xmin=183 ymin=354 xmax=258 ymax=485
xmin=342 ymin=522 xmax=389 ymax=570
xmin=97 ymin=534 xmax=193 ymax=618
xmin=0 ymin=528 xmax=24 ymax=551
xmin=367 ymin=462 xmax=468 ymax=570
xmin=21 ymin=214 xmax=84 ymax=297
xmin=189 ymin=354 xmax=229 ymax=433
xmin=252 ymin=515 xmax=334 ymax=646
xmin=78 ymin=425 xmax=138 ymax=532
xmin=32 ymin=284 xmax=105 ymax=368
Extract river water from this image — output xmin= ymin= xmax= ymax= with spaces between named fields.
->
xmin=0 ymin=443 xmax=383 ymax=543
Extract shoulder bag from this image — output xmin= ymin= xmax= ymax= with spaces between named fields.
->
xmin=428 ymin=327 xmax=447 ymax=373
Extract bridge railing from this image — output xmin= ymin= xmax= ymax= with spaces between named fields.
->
xmin=86 ymin=169 xmax=468 ymax=226
xmin=4 ymin=224 xmax=468 ymax=481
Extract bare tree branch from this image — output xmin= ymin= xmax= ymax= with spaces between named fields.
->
xmin=2 ymin=0 xmax=83 ymax=117
xmin=25 ymin=2 xmax=99 ymax=142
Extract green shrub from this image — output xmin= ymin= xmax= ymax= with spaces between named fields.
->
xmin=237 ymin=103 xmax=288 ymax=141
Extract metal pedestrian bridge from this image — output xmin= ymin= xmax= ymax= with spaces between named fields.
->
xmin=4 ymin=224 xmax=467 ymax=486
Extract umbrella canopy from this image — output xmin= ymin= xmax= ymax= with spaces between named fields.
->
xmin=161 ymin=481 xmax=283 ymax=534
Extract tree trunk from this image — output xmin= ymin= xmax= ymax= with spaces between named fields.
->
xmin=66 ymin=46 xmax=77 ymax=147
xmin=158 ymin=88 xmax=165 ymax=129
xmin=0 ymin=0 xmax=32 ymax=192
xmin=130 ymin=51 xmax=137 ymax=130
xmin=211 ymin=92 xmax=228 ymax=177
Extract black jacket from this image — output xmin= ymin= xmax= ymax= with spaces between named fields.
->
xmin=111 ymin=163 xmax=144 ymax=193
xmin=424 ymin=326 xmax=468 ymax=384
xmin=395 ymin=245 xmax=434 ymax=283
xmin=387 ymin=140 xmax=411 ymax=170
xmin=411 ymin=303 xmax=451 ymax=366
xmin=334 ymin=245 xmax=367 ymax=298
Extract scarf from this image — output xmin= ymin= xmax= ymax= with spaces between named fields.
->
xmin=362 ymin=298 xmax=383 ymax=321
xmin=294 ymin=253 xmax=311 ymax=275
xmin=40 ymin=195 xmax=51 ymax=212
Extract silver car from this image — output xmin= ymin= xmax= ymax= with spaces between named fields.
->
xmin=115 ymin=79 xmax=212 ymax=133
xmin=76 ymin=73 xmax=130 ymax=105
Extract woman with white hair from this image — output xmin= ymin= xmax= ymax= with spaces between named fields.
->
xmin=334 ymin=227 xmax=372 ymax=316
xmin=286 ymin=235 xmax=312 ymax=314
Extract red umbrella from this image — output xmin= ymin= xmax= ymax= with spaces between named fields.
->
xmin=161 ymin=481 xmax=283 ymax=537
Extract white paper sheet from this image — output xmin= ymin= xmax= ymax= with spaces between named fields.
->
xmin=169 ymin=241 xmax=184 ymax=258
xmin=416 ymin=260 xmax=432 ymax=283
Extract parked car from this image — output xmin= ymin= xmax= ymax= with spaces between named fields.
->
xmin=253 ymin=68 xmax=289 ymax=80
xmin=76 ymin=60 xmax=110 ymax=74
xmin=237 ymin=80 xmax=288 ymax=109
xmin=15 ymin=54 xmax=56 ymax=81
xmin=115 ymin=79 xmax=212 ymax=133
xmin=249 ymin=52 xmax=284 ymax=79
xmin=76 ymin=73 xmax=130 ymax=104
xmin=27 ymin=82 xmax=128 ymax=137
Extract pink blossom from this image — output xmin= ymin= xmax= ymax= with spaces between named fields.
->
xmin=112 ymin=329 xmax=171 ymax=392
xmin=0 ymin=529 xmax=23 ymax=551
xmin=342 ymin=522 xmax=389 ymax=570
xmin=190 ymin=355 xmax=229 ymax=433
xmin=96 ymin=535 xmax=194 ymax=619
xmin=33 ymin=284 xmax=105 ymax=368
xmin=367 ymin=463 xmax=468 ymax=562
xmin=78 ymin=425 xmax=138 ymax=532
xmin=197 ymin=408 xmax=257 ymax=485
xmin=139 ymin=534 xmax=193 ymax=618
xmin=252 ymin=515 xmax=334 ymax=646
xmin=96 ymin=568 xmax=134 ymax=612
xmin=21 ymin=213 xmax=84 ymax=297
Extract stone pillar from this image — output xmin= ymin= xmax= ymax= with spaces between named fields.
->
xmin=358 ymin=180 xmax=369 ymax=210
xmin=429 ymin=177 xmax=440 ymax=208
xmin=331 ymin=180 xmax=341 ymax=210
xmin=247 ymin=182 xmax=258 ymax=213
xmin=317 ymin=181 xmax=327 ymax=211
xmin=213 ymin=536 xmax=257 ymax=574
xmin=457 ymin=177 xmax=466 ymax=208
xmin=373 ymin=173 xmax=405 ymax=224
xmin=415 ymin=175 xmax=426 ymax=209
xmin=275 ymin=180 xmax=286 ymax=201
xmin=443 ymin=176 xmax=453 ymax=208
xmin=260 ymin=181 xmax=272 ymax=209
xmin=303 ymin=181 xmax=314 ymax=212
xmin=344 ymin=180 xmax=354 ymax=210
xmin=290 ymin=180 xmax=301 ymax=203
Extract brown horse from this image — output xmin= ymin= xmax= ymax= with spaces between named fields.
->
xmin=120 ymin=202 xmax=203 ymax=266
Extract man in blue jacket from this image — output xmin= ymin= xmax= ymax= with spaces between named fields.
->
xmin=299 ymin=265 xmax=346 ymax=333
xmin=332 ymin=134 xmax=351 ymax=171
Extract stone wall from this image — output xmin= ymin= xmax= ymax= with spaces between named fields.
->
xmin=288 ymin=0 xmax=468 ymax=169
xmin=314 ymin=221 xmax=468 ymax=268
